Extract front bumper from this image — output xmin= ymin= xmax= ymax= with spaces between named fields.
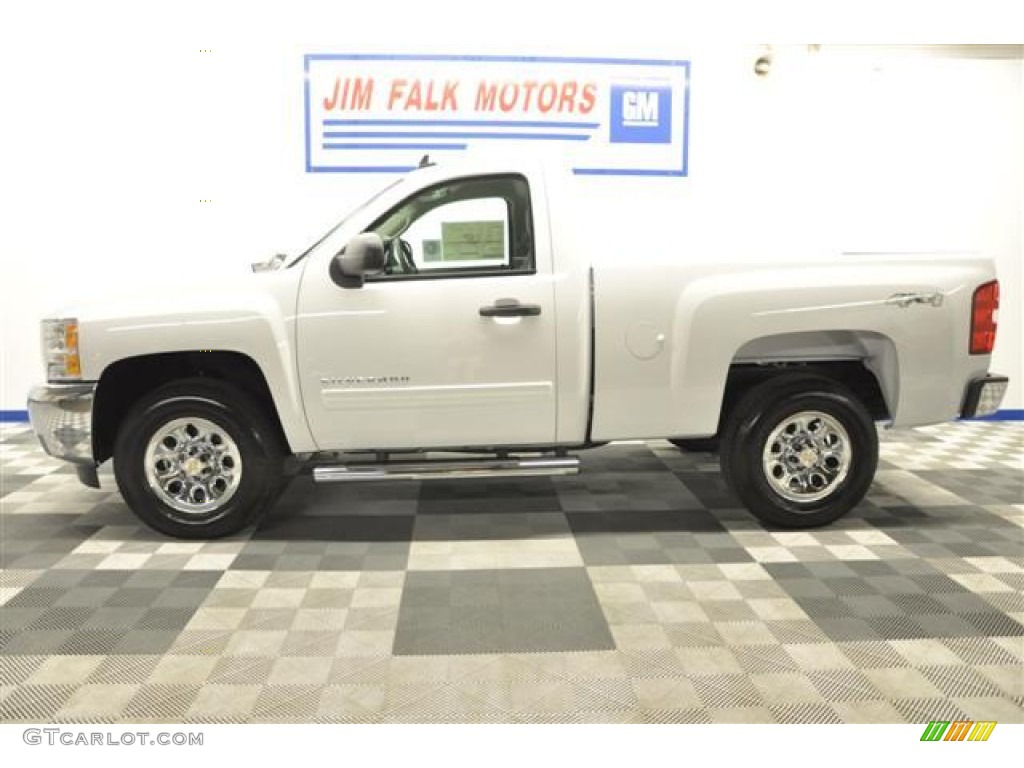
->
xmin=961 ymin=374 xmax=1009 ymax=419
xmin=27 ymin=382 xmax=100 ymax=488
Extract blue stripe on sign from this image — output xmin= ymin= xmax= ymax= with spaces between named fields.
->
xmin=322 ymin=143 xmax=468 ymax=151
xmin=1 ymin=410 xmax=30 ymax=422
xmin=322 ymin=131 xmax=591 ymax=141
xmin=323 ymin=118 xmax=601 ymax=129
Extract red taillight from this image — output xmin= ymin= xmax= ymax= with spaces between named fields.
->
xmin=970 ymin=280 xmax=999 ymax=355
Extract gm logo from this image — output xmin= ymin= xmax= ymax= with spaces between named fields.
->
xmin=609 ymin=84 xmax=672 ymax=144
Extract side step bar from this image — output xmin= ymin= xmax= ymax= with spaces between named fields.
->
xmin=313 ymin=455 xmax=580 ymax=483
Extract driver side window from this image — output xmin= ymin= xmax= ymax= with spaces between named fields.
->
xmin=367 ymin=174 xmax=534 ymax=279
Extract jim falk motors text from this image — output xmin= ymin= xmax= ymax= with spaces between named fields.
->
xmin=322 ymin=77 xmax=599 ymax=115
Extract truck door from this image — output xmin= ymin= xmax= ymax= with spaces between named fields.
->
xmin=295 ymin=173 xmax=558 ymax=450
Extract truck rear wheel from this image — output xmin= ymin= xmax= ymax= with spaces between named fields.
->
xmin=720 ymin=375 xmax=877 ymax=528
xmin=113 ymin=378 xmax=284 ymax=539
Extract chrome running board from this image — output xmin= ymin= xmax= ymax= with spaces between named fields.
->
xmin=313 ymin=455 xmax=579 ymax=483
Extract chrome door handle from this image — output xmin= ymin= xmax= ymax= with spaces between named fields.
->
xmin=886 ymin=291 xmax=944 ymax=308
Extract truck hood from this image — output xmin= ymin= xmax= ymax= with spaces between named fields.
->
xmin=48 ymin=262 xmax=305 ymax=384
xmin=48 ymin=265 xmax=299 ymax=324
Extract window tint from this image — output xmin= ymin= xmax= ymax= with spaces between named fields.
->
xmin=366 ymin=174 xmax=534 ymax=280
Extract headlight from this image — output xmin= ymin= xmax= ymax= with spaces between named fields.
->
xmin=42 ymin=318 xmax=82 ymax=380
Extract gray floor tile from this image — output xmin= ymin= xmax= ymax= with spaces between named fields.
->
xmin=394 ymin=568 xmax=614 ymax=655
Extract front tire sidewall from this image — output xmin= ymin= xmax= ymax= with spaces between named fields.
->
xmin=728 ymin=390 xmax=877 ymax=528
xmin=115 ymin=387 xmax=280 ymax=539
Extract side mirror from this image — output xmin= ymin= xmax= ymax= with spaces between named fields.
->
xmin=330 ymin=233 xmax=386 ymax=288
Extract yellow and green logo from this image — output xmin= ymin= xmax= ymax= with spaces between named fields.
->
xmin=920 ymin=720 xmax=996 ymax=742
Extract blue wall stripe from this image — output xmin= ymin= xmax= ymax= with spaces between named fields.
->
xmin=962 ymin=409 xmax=1024 ymax=421
xmin=1 ymin=409 xmax=1022 ymax=424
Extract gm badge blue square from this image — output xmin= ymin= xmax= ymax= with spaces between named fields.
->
xmin=609 ymin=84 xmax=672 ymax=144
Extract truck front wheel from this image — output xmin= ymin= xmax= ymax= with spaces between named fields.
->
xmin=113 ymin=379 xmax=284 ymax=539
xmin=720 ymin=375 xmax=877 ymax=528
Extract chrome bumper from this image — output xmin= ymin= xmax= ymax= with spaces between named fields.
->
xmin=961 ymin=374 xmax=1009 ymax=419
xmin=27 ymin=382 xmax=100 ymax=487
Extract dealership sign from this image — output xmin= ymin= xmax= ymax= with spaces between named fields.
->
xmin=304 ymin=54 xmax=690 ymax=176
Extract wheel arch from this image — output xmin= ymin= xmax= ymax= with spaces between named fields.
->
xmin=719 ymin=330 xmax=897 ymax=432
xmin=712 ymin=360 xmax=890 ymax=442
xmin=93 ymin=351 xmax=293 ymax=464
xmin=680 ymin=330 xmax=894 ymax=444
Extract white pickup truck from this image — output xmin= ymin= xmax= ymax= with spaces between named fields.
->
xmin=28 ymin=156 xmax=1008 ymax=538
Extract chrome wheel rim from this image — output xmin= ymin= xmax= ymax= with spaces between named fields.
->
xmin=761 ymin=410 xmax=851 ymax=503
xmin=143 ymin=417 xmax=243 ymax=515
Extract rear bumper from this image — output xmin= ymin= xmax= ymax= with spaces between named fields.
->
xmin=27 ymin=382 xmax=100 ymax=488
xmin=960 ymin=374 xmax=1009 ymax=419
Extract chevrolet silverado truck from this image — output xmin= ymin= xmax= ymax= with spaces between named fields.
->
xmin=28 ymin=157 xmax=1008 ymax=538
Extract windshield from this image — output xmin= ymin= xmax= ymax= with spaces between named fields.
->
xmin=287 ymin=178 xmax=404 ymax=267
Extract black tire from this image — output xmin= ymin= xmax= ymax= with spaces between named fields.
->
xmin=113 ymin=378 xmax=284 ymax=539
xmin=719 ymin=375 xmax=877 ymax=528
xmin=669 ymin=437 xmax=721 ymax=453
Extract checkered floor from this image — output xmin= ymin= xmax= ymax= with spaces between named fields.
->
xmin=1 ymin=421 xmax=1021 ymax=723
